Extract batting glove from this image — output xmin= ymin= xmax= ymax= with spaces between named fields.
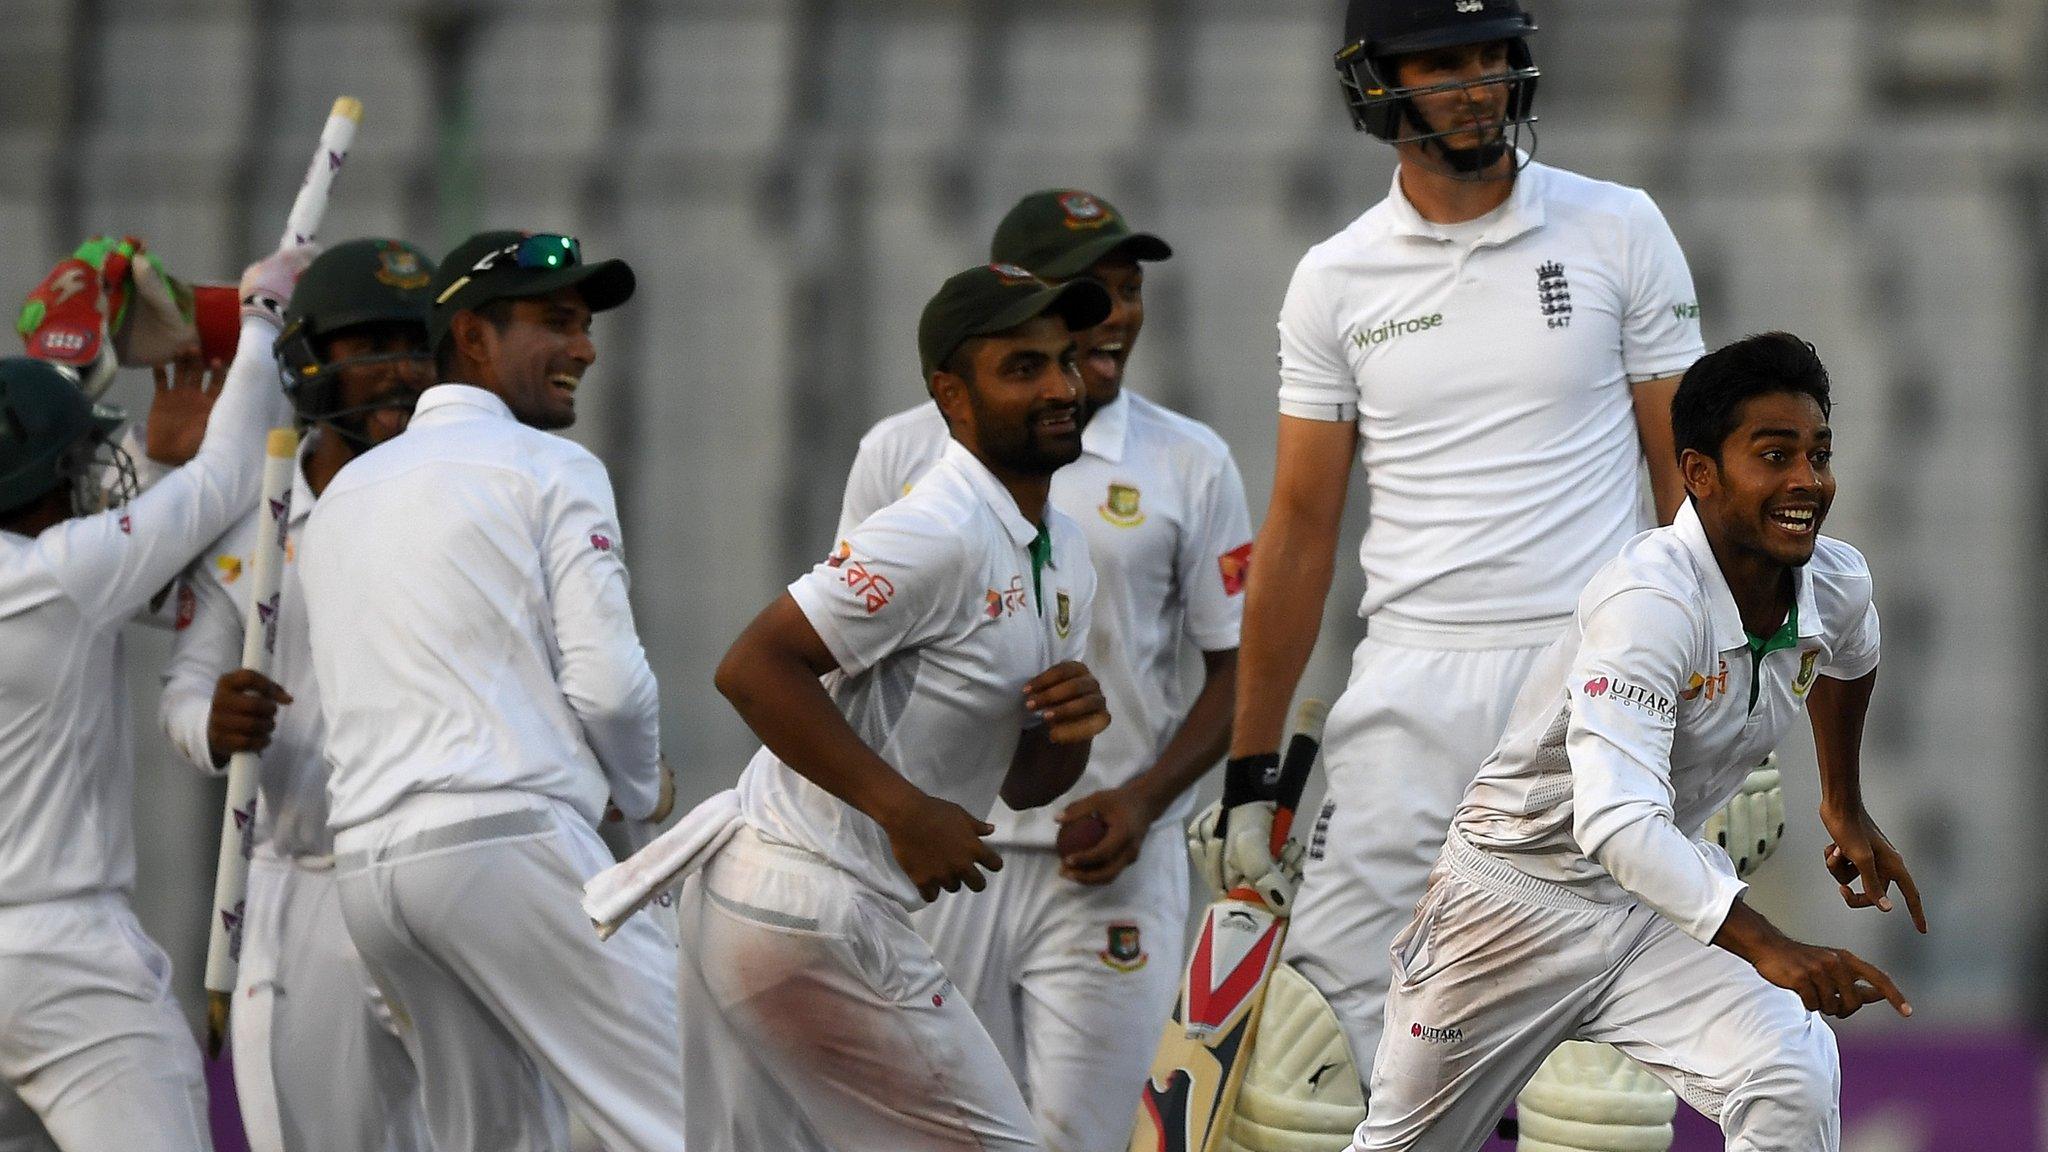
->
xmin=239 ymin=243 xmax=320 ymax=326
xmin=1703 ymin=752 xmax=1785 ymax=880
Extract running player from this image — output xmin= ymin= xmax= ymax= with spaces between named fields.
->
xmin=1357 ymin=331 xmax=1923 ymax=1151
xmin=0 ymin=244 xmax=307 ymax=1151
xmin=159 ymin=239 xmax=437 ymax=1152
xmin=1214 ymin=0 xmax=1705 ymax=1129
xmin=296 ymin=231 xmax=684 ymax=1152
xmin=677 ymin=264 xmax=1112 ymax=1149
xmin=840 ymin=190 xmax=1253 ymax=1150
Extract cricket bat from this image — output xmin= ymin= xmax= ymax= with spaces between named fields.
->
xmin=1129 ymin=698 xmax=1328 ymax=1152
xmin=200 ymin=95 xmax=361 ymax=1057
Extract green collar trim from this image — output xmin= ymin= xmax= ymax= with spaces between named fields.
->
xmin=1028 ymin=526 xmax=1052 ymax=615
xmin=1742 ymin=599 xmax=1799 ymax=711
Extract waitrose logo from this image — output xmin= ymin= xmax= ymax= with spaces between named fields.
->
xmin=1350 ymin=312 xmax=1443 ymax=349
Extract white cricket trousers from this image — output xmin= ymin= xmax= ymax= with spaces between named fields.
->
xmin=333 ymin=796 xmax=686 ymax=1152
xmin=676 ymin=825 xmax=1041 ymax=1151
xmin=232 ymin=854 xmax=426 ymax=1152
xmin=1356 ymin=832 xmax=1839 ymax=1152
xmin=911 ymin=823 xmax=1188 ymax=1152
xmin=1285 ymin=628 xmax=1552 ymax=1089
xmin=0 ymin=894 xmax=212 ymax=1152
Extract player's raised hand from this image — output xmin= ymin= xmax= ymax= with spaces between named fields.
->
xmin=1820 ymin=805 xmax=1927 ymax=933
xmin=206 ymin=668 xmax=292 ymax=768
xmin=145 ymin=343 xmax=225 ymax=466
xmin=239 ymin=242 xmax=321 ymax=325
xmin=1023 ymin=660 xmax=1110 ymax=744
xmin=880 ymin=790 xmax=1004 ymax=902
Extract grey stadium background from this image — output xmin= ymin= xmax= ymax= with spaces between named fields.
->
xmin=4 ymin=0 xmax=2045 ymax=1142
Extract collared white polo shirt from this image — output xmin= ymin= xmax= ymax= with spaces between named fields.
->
xmin=161 ymin=437 xmax=333 ymax=859
xmin=299 ymin=384 xmax=662 ymax=834
xmin=1456 ymin=500 xmax=1881 ymax=943
xmin=1276 ymin=160 xmax=1705 ymax=640
xmin=742 ymin=438 xmax=1096 ymax=906
xmin=836 ymin=391 xmax=1252 ymax=846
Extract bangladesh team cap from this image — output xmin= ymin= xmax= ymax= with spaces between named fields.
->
xmin=989 ymin=189 xmax=1173 ymax=280
xmin=917 ymin=263 xmax=1114 ymax=380
xmin=427 ymin=230 xmax=636 ymax=350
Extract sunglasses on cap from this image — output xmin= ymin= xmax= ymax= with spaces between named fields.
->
xmin=472 ymin=233 xmax=582 ymax=274
xmin=435 ymin=234 xmax=584 ymax=306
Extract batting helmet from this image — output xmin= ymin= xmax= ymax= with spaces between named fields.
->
xmin=0 ymin=356 xmax=129 ymax=517
xmin=1334 ymin=0 xmax=1540 ymax=165
xmin=274 ymin=238 xmax=435 ymax=430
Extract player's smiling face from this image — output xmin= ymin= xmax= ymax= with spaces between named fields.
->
xmin=487 ymin=287 xmax=596 ymax=431
xmin=1070 ymin=255 xmax=1144 ymax=408
xmin=1686 ymin=392 xmax=1835 ymax=568
xmin=937 ymin=315 xmax=1084 ymax=478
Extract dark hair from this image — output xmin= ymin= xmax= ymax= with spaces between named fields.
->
xmin=1671 ymin=332 xmax=1833 ymax=463
xmin=432 ymin=298 xmax=520 ymax=376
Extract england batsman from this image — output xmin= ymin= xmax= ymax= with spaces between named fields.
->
xmin=1357 ymin=332 xmax=1923 ymax=1151
xmin=0 ymin=244 xmax=308 ymax=1151
xmin=678 ymin=264 xmax=1113 ymax=1149
xmin=296 ymin=231 xmax=684 ymax=1151
xmin=1214 ymin=0 xmax=1713 ymax=1141
xmin=838 ymin=189 xmax=1254 ymax=1151
xmin=159 ymin=239 xmax=437 ymax=1152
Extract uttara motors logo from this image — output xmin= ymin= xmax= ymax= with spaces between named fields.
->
xmin=1349 ymin=312 xmax=1443 ymax=350
xmin=1412 ymin=1021 xmax=1465 ymax=1044
xmin=1584 ymin=674 xmax=1674 ymax=721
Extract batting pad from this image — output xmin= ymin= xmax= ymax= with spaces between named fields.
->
xmin=1222 ymin=962 xmax=1367 ymax=1152
xmin=1517 ymin=1041 xmax=1676 ymax=1152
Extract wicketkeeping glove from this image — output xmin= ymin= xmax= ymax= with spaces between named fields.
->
xmin=1703 ymin=752 xmax=1784 ymax=880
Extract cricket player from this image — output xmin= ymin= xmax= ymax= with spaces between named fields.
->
xmin=678 ymin=263 xmax=1114 ymax=1149
xmin=296 ymin=231 xmax=684 ymax=1152
xmin=0 ymin=244 xmax=307 ymax=1151
xmin=1213 ymin=0 xmax=1709 ymax=1137
xmin=1357 ymin=331 xmax=1922 ymax=1151
xmin=159 ymin=239 xmax=437 ymax=1152
xmin=838 ymin=190 xmax=1253 ymax=1150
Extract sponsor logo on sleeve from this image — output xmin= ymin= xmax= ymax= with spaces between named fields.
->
xmin=1671 ymin=301 xmax=1701 ymax=322
xmin=1098 ymin=482 xmax=1145 ymax=527
xmin=1218 ymin=542 xmax=1253 ymax=596
xmin=839 ymin=559 xmax=895 ymax=614
xmin=589 ymin=533 xmax=613 ymax=552
xmin=117 ymin=512 xmax=132 ymax=535
xmin=1793 ymin=649 xmax=1821 ymax=696
xmin=174 ymin=582 xmax=196 ymax=631
xmin=1583 ymin=674 xmax=1673 ymax=720
xmin=1100 ymin=922 xmax=1148 ymax=971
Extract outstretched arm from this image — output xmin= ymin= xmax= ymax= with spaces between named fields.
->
xmin=1809 ymin=667 xmax=1925 ymax=932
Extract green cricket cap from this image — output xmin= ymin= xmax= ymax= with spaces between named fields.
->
xmin=989 ymin=189 xmax=1172 ymax=280
xmin=427 ymin=230 xmax=636 ymax=351
xmin=917 ymin=264 xmax=1114 ymax=380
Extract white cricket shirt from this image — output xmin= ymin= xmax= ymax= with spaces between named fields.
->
xmin=161 ymin=438 xmax=332 ymax=859
xmin=0 ymin=317 xmax=284 ymax=905
xmin=299 ymin=384 xmax=662 ymax=834
xmin=1276 ymin=160 xmax=1704 ymax=640
xmin=1455 ymin=501 xmax=1881 ymax=943
xmin=741 ymin=438 xmax=1096 ymax=906
xmin=836 ymin=392 xmax=1253 ymax=846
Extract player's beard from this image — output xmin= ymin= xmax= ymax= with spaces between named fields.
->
xmin=1403 ymin=103 xmax=1512 ymax=178
xmin=967 ymin=388 xmax=1083 ymax=477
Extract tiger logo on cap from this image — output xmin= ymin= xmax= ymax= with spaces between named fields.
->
xmin=1059 ymin=191 xmax=1114 ymax=231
